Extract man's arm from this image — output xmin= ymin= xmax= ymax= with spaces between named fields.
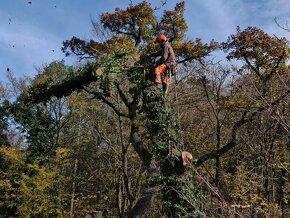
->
xmin=150 ymin=49 xmax=162 ymax=58
xmin=150 ymin=49 xmax=163 ymax=66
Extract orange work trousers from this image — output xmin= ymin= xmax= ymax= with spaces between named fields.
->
xmin=154 ymin=64 xmax=170 ymax=85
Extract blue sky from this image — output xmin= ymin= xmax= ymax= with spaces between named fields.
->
xmin=1 ymin=0 xmax=290 ymax=81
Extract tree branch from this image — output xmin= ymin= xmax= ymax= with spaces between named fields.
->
xmin=264 ymin=50 xmax=285 ymax=82
xmin=243 ymin=55 xmax=262 ymax=79
xmin=116 ymin=84 xmax=130 ymax=107
xmin=83 ymin=87 xmax=129 ymax=118
xmin=274 ymin=17 xmax=290 ymax=32
xmin=195 ymin=88 xmax=290 ymax=167
xmin=195 ymin=111 xmax=250 ymax=167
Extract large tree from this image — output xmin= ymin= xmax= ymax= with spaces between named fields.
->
xmin=23 ymin=1 xmax=217 ymax=217
xmin=20 ymin=2 xmax=290 ymax=218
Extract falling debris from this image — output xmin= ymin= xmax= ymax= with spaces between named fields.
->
xmin=52 ymin=49 xmax=55 ymax=52
xmin=12 ymin=45 xmax=15 ymax=48
xmin=7 ymin=68 xmax=10 ymax=72
xmin=9 ymin=18 xmax=11 ymax=24
xmin=28 ymin=1 xmax=32 ymax=4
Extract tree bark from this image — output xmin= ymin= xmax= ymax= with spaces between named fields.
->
xmin=70 ymin=158 xmax=78 ymax=218
xmin=127 ymin=117 xmax=158 ymax=217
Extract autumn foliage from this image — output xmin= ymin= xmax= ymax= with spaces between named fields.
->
xmin=0 ymin=1 xmax=289 ymax=217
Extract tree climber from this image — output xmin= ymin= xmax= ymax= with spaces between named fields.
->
xmin=151 ymin=34 xmax=176 ymax=91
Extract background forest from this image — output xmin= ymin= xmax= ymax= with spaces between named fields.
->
xmin=0 ymin=1 xmax=289 ymax=217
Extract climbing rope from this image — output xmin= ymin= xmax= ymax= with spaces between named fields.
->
xmin=166 ymin=67 xmax=185 ymax=151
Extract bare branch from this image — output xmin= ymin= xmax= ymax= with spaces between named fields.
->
xmin=153 ymin=0 xmax=167 ymax=11
xmin=195 ymin=87 xmax=290 ymax=167
xmin=83 ymin=87 xmax=128 ymax=118
xmin=116 ymin=84 xmax=130 ymax=107
xmin=274 ymin=17 xmax=290 ymax=32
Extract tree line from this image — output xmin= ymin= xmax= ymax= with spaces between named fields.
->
xmin=0 ymin=1 xmax=289 ymax=217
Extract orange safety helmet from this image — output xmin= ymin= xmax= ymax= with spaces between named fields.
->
xmin=156 ymin=34 xmax=167 ymax=42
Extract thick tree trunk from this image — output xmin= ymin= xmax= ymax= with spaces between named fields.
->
xmin=127 ymin=119 xmax=158 ymax=217
xmin=127 ymin=185 xmax=159 ymax=218
xmin=129 ymin=120 xmax=153 ymax=173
